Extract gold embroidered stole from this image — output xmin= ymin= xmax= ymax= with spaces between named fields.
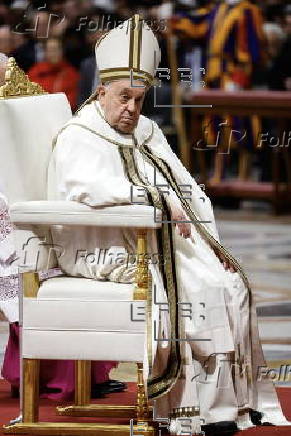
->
xmin=139 ymin=143 xmax=256 ymax=395
xmin=118 ymin=145 xmax=184 ymax=399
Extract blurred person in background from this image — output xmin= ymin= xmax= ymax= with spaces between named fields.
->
xmin=172 ymin=0 xmax=267 ymax=188
xmin=263 ymin=22 xmax=285 ymax=63
xmin=11 ymin=10 xmax=49 ymax=71
xmin=11 ymin=5 xmax=87 ymax=71
xmin=0 ymin=24 xmax=13 ymax=55
xmin=0 ymin=52 xmax=8 ymax=85
xmin=262 ymin=3 xmax=285 ymax=65
xmin=78 ymin=10 xmax=123 ymax=106
xmin=0 ymin=0 xmax=12 ymax=23
xmin=140 ymin=5 xmax=175 ymax=142
xmin=28 ymin=36 xmax=80 ymax=110
xmin=259 ymin=20 xmax=285 ymax=90
xmin=285 ymin=3 xmax=291 ymax=35
xmin=268 ymin=4 xmax=291 ymax=90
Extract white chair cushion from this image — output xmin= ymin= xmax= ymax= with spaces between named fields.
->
xmin=23 ymin=276 xmax=146 ymax=332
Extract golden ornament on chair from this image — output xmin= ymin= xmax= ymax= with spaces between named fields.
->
xmin=0 ymin=57 xmax=46 ymax=99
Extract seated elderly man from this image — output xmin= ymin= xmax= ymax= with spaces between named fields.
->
xmin=48 ymin=15 xmax=288 ymax=436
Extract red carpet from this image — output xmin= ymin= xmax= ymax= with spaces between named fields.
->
xmin=0 ymin=380 xmax=290 ymax=435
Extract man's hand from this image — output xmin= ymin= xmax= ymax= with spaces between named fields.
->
xmin=170 ymin=206 xmax=236 ymax=272
xmin=214 ymin=248 xmax=236 ymax=273
xmin=171 ymin=206 xmax=191 ymax=239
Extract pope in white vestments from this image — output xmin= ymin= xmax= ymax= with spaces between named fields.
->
xmin=48 ymin=14 xmax=289 ymax=436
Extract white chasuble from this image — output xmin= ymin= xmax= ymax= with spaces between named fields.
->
xmin=48 ymin=100 xmax=288 ymax=431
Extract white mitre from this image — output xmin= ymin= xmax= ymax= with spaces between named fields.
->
xmin=95 ymin=14 xmax=161 ymax=86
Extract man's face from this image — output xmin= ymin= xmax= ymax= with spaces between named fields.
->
xmin=98 ymin=79 xmax=147 ymax=134
xmin=0 ymin=53 xmax=8 ymax=86
xmin=0 ymin=62 xmax=7 ymax=86
xmin=0 ymin=26 xmax=12 ymax=55
xmin=286 ymin=14 xmax=291 ymax=36
xmin=45 ymin=39 xmax=63 ymax=64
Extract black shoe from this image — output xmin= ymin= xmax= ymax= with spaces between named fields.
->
xmin=249 ymin=409 xmax=263 ymax=425
xmin=249 ymin=409 xmax=274 ymax=426
xmin=91 ymin=380 xmax=127 ymax=397
xmin=11 ymin=386 xmax=20 ymax=399
xmin=201 ymin=421 xmax=239 ymax=436
xmin=90 ymin=387 xmax=106 ymax=399
xmin=105 ymin=380 xmax=127 ymax=390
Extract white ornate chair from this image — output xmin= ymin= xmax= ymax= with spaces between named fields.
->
xmin=2 ymin=59 xmax=161 ymax=436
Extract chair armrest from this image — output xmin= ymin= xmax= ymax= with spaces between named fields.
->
xmin=10 ymin=201 xmax=162 ymax=229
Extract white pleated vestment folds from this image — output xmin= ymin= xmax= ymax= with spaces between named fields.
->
xmin=0 ymin=191 xmax=18 ymax=322
xmin=47 ymin=100 xmax=289 ymax=432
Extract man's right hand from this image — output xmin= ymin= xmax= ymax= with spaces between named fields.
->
xmin=170 ymin=206 xmax=191 ymax=239
xmin=170 ymin=206 xmax=236 ymax=272
xmin=213 ymin=247 xmax=236 ymax=273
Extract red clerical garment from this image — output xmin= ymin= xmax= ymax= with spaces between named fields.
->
xmin=28 ymin=61 xmax=80 ymax=110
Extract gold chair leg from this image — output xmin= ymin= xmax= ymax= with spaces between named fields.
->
xmin=136 ymin=362 xmax=150 ymax=421
xmin=75 ymin=360 xmax=91 ymax=406
xmin=4 ymin=422 xmax=157 ymax=435
xmin=134 ymin=229 xmax=149 ymax=301
xmin=22 ymin=358 xmax=40 ymax=423
xmin=56 ymin=362 xmax=153 ymax=421
xmin=135 ymin=362 xmax=153 ymax=436
xmin=6 ymin=359 xmax=156 ymax=434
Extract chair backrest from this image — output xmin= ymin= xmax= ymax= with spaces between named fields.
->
xmin=0 ymin=93 xmax=72 ymax=204
xmin=0 ymin=60 xmax=72 ymax=271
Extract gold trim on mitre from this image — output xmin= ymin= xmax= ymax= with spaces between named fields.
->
xmin=129 ymin=14 xmax=143 ymax=70
xmin=0 ymin=57 xmax=47 ymax=99
xmin=100 ymin=68 xmax=153 ymax=86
